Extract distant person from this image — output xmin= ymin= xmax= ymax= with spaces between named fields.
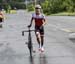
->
xmin=0 ymin=9 xmax=4 ymax=28
xmin=28 ymin=5 xmax=47 ymax=52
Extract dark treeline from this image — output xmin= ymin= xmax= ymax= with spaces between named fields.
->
xmin=0 ymin=0 xmax=26 ymax=10
xmin=0 ymin=0 xmax=75 ymax=15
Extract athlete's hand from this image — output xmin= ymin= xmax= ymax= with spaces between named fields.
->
xmin=40 ymin=25 xmax=43 ymax=29
xmin=28 ymin=25 xmax=31 ymax=28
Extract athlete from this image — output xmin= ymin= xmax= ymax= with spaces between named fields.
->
xmin=0 ymin=9 xmax=4 ymax=27
xmin=28 ymin=5 xmax=47 ymax=52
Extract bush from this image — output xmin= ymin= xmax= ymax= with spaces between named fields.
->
xmin=63 ymin=0 xmax=75 ymax=12
xmin=41 ymin=0 xmax=75 ymax=15
xmin=0 ymin=2 xmax=26 ymax=10
xmin=9 ymin=2 xmax=26 ymax=9
xmin=27 ymin=4 xmax=34 ymax=12
xmin=41 ymin=0 xmax=64 ymax=15
xmin=4 ymin=4 xmax=11 ymax=13
xmin=41 ymin=0 xmax=51 ymax=15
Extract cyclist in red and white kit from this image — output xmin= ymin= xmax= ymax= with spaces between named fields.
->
xmin=28 ymin=5 xmax=47 ymax=52
xmin=0 ymin=9 xmax=4 ymax=28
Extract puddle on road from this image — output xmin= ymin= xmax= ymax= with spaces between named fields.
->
xmin=0 ymin=43 xmax=48 ymax=64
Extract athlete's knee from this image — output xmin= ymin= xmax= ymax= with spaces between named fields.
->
xmin=36 ymin=37 xmax=39 ymax=40
xmin=40 ymin=34 xmax=44 ymax=37
xmin=36 ymin=31 xmax=40 ymax=35
xmin=36 ymin=32 xmax=40 ymax=37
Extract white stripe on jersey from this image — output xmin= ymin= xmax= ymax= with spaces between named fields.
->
xmin=32 ymin=13 xmax=45 ymax=19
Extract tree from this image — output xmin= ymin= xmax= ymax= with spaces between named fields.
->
xmin=41 ymin=0 xmax=75 ymax=15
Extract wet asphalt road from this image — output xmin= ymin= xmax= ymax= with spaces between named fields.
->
xmin=0 ymin=10 xmax=75 ymax=64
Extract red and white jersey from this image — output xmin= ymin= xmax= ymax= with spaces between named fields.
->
xmin=0 ymin=12 xmax=3 ymax=19
xmin=32 ymin=13 xmax=45 ymax=26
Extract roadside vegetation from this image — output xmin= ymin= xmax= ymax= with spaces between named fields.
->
xmin=0 ymin=0 xmax=75 ymax=15
xmin=41 ymin=0 xmax=75 ymax=15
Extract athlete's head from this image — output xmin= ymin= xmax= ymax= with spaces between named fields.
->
xmin=35 ymin=5 xmax=41 ymax=14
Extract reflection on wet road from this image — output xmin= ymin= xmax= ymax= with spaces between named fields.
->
xmin=0 ymin=10 xmax=75 ymax=64
xmin=29 ymin=53 xmax=47 ymax=64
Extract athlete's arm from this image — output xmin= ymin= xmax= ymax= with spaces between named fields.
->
xmin=2 ymin=12 xmax=4 ymax=21
xmin=28 ymin=17 xmax=34 ymax=27
xmin=42 ymin=19 xmax=47 ymax=26
xmin=0 ymin=12 xmax=4 ymax=22
xmin=41 ymin=14 xmax=47 ymax=26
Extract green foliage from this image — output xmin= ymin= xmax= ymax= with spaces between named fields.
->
xmin=4 ymin=4 xmax=11 ymax=13
xmin=9 ymin=0 xmax=25 ymax=2
xmin=62 ymin=0 xmax=75 ymax=12
xmin=0 ymin=0 xmax=2 ymax=3
xmin=0 ymin=0 xmax=26 ymax=10
xmin=41 ymin=0 xmax=75 ymax=15
xmin=10 ymin=2 xmax=26 ymax=9
xmin=0 ymin=0 xmax=75 ymax=15
xmin=41 ymin=0 xmax=50 ymax=15
xmin=27 ymin=4 xmax=34 ymax=12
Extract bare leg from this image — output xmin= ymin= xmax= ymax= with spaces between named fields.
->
xmin=36 ymin=32 xmax=41 ymax=47
xmin=40 ymin=35 xmax=44 ymax=47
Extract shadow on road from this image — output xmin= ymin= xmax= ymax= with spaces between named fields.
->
xmin=0 ymin=43 xmax=26 ymax=64
xmin=29 ymin=56 xmax=34 ymax=64
xmin=69 ymin=38 xmax=75 ymax=43
xmin=0 ymin=43 xmax=17 ymax=64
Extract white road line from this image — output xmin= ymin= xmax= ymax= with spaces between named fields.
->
xmin=48 ymin=23 xmax=74 ymax=33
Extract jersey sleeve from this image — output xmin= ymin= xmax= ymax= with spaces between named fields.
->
xmin=32 ymin=13 xmax=35 ymax=19
xmin=42 ymin=14 xmax=45 ymax=20
xmin=0 ymin=12 xmax=4 ymax=19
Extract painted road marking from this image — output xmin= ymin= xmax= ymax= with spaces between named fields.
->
xmin=48 ymin=23 xmax=75 ymax=33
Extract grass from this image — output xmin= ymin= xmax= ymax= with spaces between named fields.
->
xmin=10 ymin=10 xmax=17 ymax=14
xmin=3 ymin=10 xmax=17 ymax=14
xmin=51 ymin=12 xmax=75 ymax=16
xmin=2 ymin=10 xmax=17 ymax=19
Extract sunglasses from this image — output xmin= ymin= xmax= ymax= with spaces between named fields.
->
xmin=35 ymin=8 xmax=41 ymax=9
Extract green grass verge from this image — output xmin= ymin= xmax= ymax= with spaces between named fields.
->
xmin=10 ymin=10 xmax=17 ymax=14
xmin=51 ymin=12 xmax=75 ymax=16
xmin=3 ymin=10 xmax=17 ymax=14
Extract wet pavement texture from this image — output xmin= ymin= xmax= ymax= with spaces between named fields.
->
xmin=0 ymin=10 xmax=75 ymax=64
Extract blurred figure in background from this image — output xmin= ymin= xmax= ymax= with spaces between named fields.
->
xmin=0 ymin=9 xmax=4 ymax=28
